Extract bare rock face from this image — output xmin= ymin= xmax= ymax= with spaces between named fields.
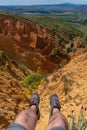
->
xmin=0 ymin=14 xmax=69 ymax=72
xmin=0 ymin=14 xmax=51 ymax=49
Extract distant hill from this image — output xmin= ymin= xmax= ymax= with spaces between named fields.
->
xmin=0 ymin=3 xmax=87 ymax=14
xmin=0 ymin=3 xmax=87 ymax=25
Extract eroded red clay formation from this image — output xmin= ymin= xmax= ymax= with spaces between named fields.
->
xmin=0 ymin=14 xmax=70 ymax=72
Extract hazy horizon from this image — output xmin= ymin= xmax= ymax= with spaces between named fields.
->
xmin=0 ymin=3 xmax=87 ymax=6
xmin=0 ymin=0 xmax=87 ymax=6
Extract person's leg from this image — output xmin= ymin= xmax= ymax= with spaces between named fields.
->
xmin=46 ymin=94 xmax=68 ymax=130
xmin=6 ymin=93 xmax=40 ymax=130
xmin=14 ymin=105 xmax=38 ymax=130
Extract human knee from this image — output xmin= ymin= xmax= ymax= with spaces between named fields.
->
xmin=47 ymin=112 xmax=68 ymax=130
xmin=15 ymin=109 xmax=36 ymax=123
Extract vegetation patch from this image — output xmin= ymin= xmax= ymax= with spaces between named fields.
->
xmin=23 ymin=72 xmax=44 ymax=89
xmin=69 ymin=113 xmax=87 ymax=130
xmin=0 ymin=50 xmax=5 ymax=58
xmin=50 ymin=48 xmax=67 ymax=56
xmin=81 ymin=35 xmax=87 ymax=48
xmin=20 ymin=64 xmax=28 ymax=74
xmin=0 ymin=50 xmax=6 ymax=65
xmin=59 ymin=59 xmax=67 ymax=67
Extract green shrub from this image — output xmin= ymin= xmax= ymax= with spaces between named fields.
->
xmin=0 ymin=50 xmax=5 ymax=58
xmin=59 ymin=59 xmax=67 ymax=68
xmin=50 ymin=48 xmax=67 ymax=56
xmin=20 ymin=64 xmax=28 ymax=74
xmin=79 ymin=42 xmax=87 ymax=48
xmin=23 ymin=72 xmax=43 ymax=89
xmin=67 ymin=47 xmax=71 ymax=53
xmin=70 ymin=42 xmax=74 ymax=48
xmin=69 ymin=113 xmax=87 ymax=130
xmin=0 ymin=50 xmax=6 ymax=65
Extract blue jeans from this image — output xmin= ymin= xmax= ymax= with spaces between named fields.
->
xmin=6 ymin=124 xmax=65 ymax=130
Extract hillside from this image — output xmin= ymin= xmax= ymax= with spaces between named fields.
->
xmin=35 ymin=48 xmax=87 ymax=130
xmin=0 ymin=13 xmax=87 ymax=130
xmin=0 ymin=48 xmax=87 ymax=130
xmin=0 ymin=4 xmax=87 ymax=15
xmin=0 ymin=50 xmax=31 ymax=129
xmin=1 ymin=4 xmax=87 ymax=21
xmin=1 ymin=4 xmax=87 ymax=34
xmin=0 ymin=14 xmax=70 ymax=72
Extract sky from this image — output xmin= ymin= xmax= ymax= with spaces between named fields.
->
xmin=0 ymin=0 xmax=87 ymax=5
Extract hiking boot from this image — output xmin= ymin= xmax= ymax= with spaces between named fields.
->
xmin=29 ymin=93 xmax=40 ymax=120
xmin=50 ymin=94 xmax=61 ymax=116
